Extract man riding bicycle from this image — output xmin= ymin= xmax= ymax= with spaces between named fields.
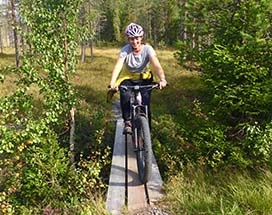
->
xmin=109 ymin=22 xmax=167 ymax=134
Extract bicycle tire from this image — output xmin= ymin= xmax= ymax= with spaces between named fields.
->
xmin=135 ymin=115 xmax=152 ymax=184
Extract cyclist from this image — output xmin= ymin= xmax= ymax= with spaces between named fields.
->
xmin=109 ymin=22 xmax=167 ymax=134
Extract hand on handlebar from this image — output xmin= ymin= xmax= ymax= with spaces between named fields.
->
xmin=159 ymin=79 xmax=168 ymax=89
xmin=109 ymin=82 xmax=118 ymax=91
xmin=107 ymin=83 xmax=118 ymax=103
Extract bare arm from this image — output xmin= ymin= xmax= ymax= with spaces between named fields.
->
xmin=109 ymin=56 xmax=125 ymax=89
xmin=150 ymin=55 xmax=167 ymax=89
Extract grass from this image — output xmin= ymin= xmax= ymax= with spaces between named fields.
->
xmin=164 ymin=166 xmax=272 ymax=214
xmin=1 ymin=47 xmax=272 ymax=214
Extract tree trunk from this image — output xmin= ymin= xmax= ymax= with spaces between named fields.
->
xmin=11 ymin=0 xmax=19 ymax=67
xmin=0 ymin=28 xmax=3 ymax=54
xmin=81 ymin=41 xmax=86 ymax=63
xmin=69 ymin=107 xmax=75 ymax=164
xmin=184 ymin=0 xmax=188 ymax=42
xmin=89 ymin=39 xmax=93 ymax=60
xmin=192 ymin=17 xmax=196 ymax=49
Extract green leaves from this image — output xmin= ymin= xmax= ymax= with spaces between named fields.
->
xmin=172 ymin=0 xmax=272 ymax=169
xmin=198 ymin=0 xmax=272 ymax=166
xmin=0 ymin=0 xmax=96 ymax=213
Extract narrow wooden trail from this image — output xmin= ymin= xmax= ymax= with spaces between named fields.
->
xmin=106 ymin=102 xmax=164 ymax=215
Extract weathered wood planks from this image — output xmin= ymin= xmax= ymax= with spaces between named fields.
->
xmin=106 ymin=119 xmax=126 ymax=215
xmin=106 ymin=115 xmax=164 ymax=214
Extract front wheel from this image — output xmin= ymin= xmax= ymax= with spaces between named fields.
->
xmin=135 ymin=115 xmax=152 ymax=184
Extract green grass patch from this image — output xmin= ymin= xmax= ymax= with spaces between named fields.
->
xmin=165 ymin=166 xmax=272 ymax=214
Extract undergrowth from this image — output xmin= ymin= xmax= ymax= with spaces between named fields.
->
xmin=165 ymin=166 xmax=272 ymax=214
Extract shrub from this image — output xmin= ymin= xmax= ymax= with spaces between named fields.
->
xmin=172 ymin=0 xmax=272 ymax=169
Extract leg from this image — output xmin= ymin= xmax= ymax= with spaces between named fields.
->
xmin=120 ymin=80 xmax=132 ymax=122
xmin=120 ymin=80 xmax=133 ymax=134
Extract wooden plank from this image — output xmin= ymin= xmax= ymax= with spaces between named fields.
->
xmin=147 ymin=152 xmax=164 ymax=204
xmin=106 ymin=119 xmax=126 ymax=215
xmin=106 ymin=100 xmax=164 ymax=214
xmin=126 ymin=135 xmax=148 ymax=211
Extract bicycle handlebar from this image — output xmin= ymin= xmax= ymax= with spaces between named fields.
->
xmin=119 ymin=83 xmax=159 ymax=91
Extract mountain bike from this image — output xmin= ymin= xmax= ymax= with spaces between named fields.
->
xmin=119 ymin=83 xmax=159 ymax=184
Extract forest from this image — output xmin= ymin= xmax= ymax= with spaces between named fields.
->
xmin=1 ymin=0 xmax=272 ymax=214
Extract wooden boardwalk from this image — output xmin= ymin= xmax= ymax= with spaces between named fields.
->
xmin=106 ymin=118 xmax=164 ymax=215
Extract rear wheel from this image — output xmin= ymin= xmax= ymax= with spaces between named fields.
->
xmin=135 ymin=115 xmax=152 ymax=184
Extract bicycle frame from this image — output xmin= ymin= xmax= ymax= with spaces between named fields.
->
xmin=119 ymin=83 xmax=158 ymax=183
xmin=119 ymin=83 xmax=158 ymax=139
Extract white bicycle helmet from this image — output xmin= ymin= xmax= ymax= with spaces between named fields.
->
xmin=125 ymin=23 xmax=144 ymax=38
